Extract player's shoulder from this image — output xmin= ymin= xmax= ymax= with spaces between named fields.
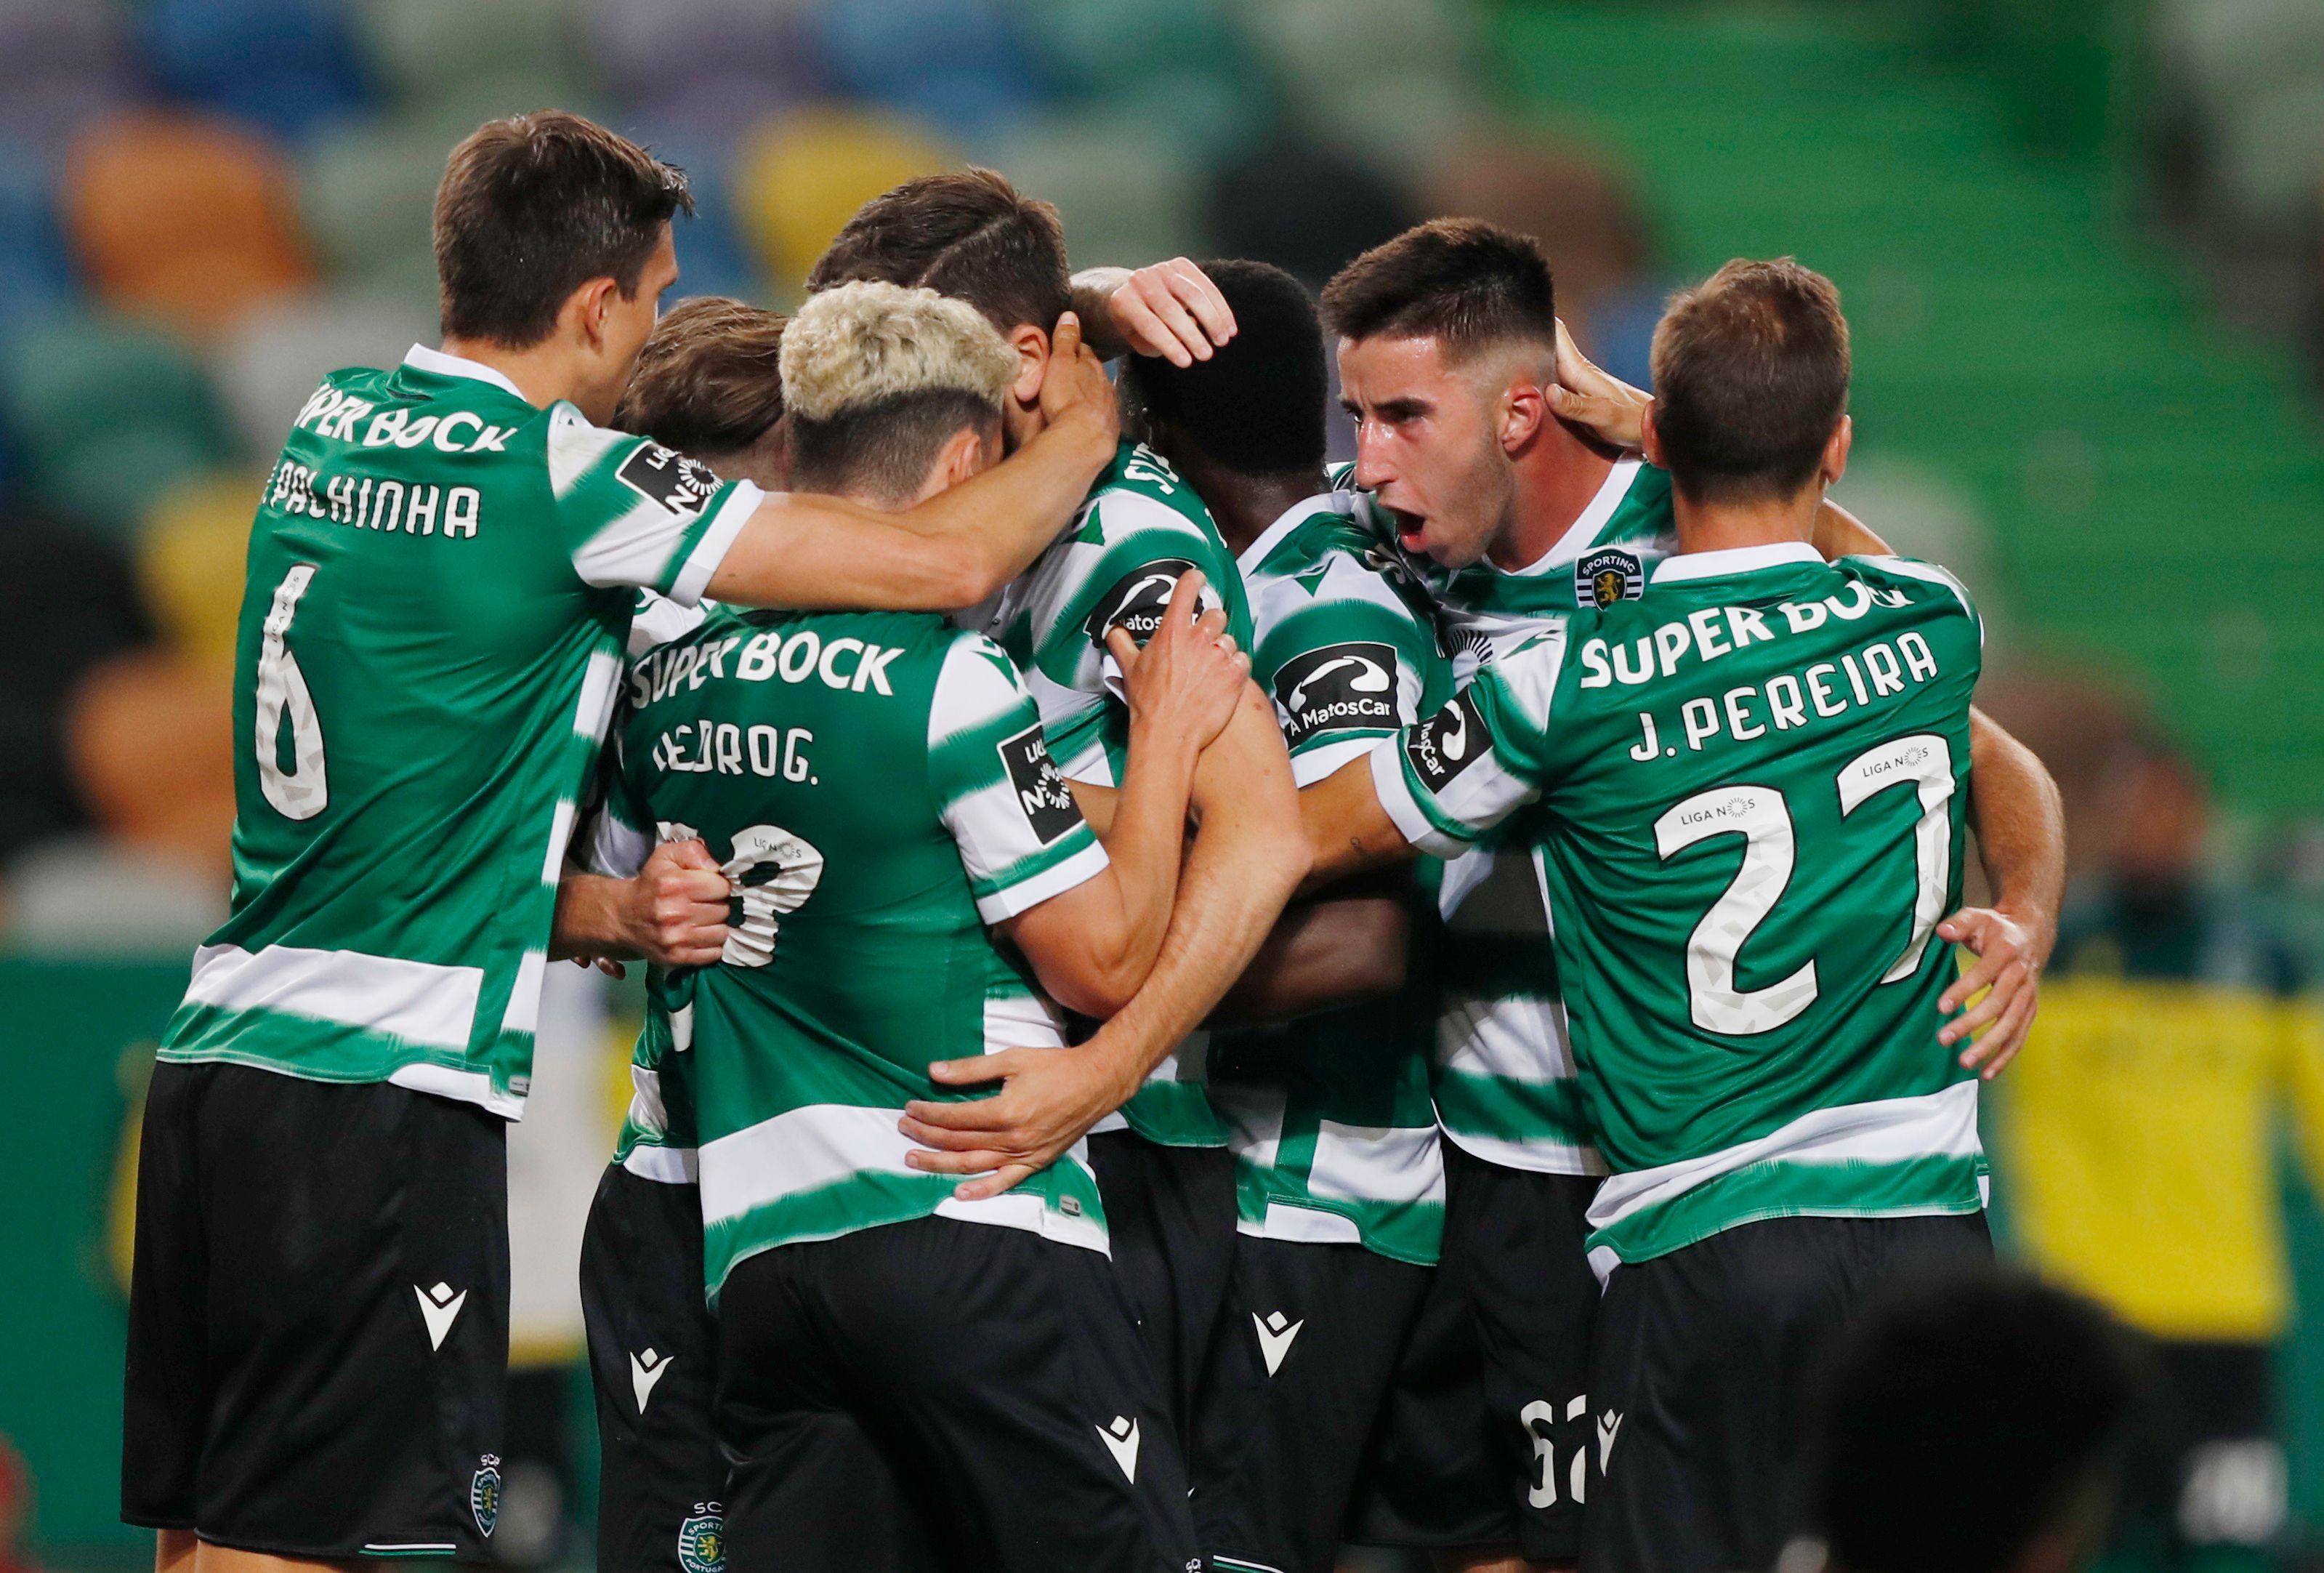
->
xmin=1836 ymin=552 xmax=1980 ymax=619
xmin=929 ymin=626 xmax=1038 ymax=733
xmin=1083 ymin=442 xmax=1222 ymax=540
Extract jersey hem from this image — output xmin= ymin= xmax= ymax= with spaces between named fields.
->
xmin=150 ymin=1047 xmax=525 ymax=1120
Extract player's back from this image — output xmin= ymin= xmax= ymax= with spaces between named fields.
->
xmin=161 ymin=349 xmax=755 ymax=1114
xmin=608 ymin=604 xmax=1110 ymax=1298
xmin=1416 ymin=544 xmax=1987 ymax=1268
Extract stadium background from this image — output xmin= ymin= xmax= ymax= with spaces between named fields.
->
xmin=0 ymin=0 xmax=2318 ymax=1567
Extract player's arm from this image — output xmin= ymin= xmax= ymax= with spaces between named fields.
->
xmin=1934 ymin=709 xmax=2065 ymax=1080
xmin=550 ymin=848 xmax=728 ymax=970
xmin=998 ymin=574 xmax=1247 ymax=1015
xmin=903 ymin=680 xmax=1310 ymax=1200
xmin=703 ymin=315 xmax=1118 ymax=613
xmin=1211 ymin=869 xmax=1412 ymax=1026
xmin=1070 ymin=260 xmax=1238 ymax=366
xmin=549 ymin=741 xmax=730 ymax=970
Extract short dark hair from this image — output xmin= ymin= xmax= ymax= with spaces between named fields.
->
xmin=787 ymin=393 xmax=1000 ymax=509
xmin=1318 ymin=218 xmax=1556 ymax=357
xmin=433 ymin=110 xmax=693 ymax=348
xmin=807 ymin=168 xmax=1071 ymax=337
xmin=1120 ymin=260 xmax=1326 ymax=478
xmin=1649 ymin=257 xmax=1849 ymax=506
xmin=613 ymin=297 xmax=787 ymax=457
xmin=1811 ymin=1266 xmax=2141 ymax=1573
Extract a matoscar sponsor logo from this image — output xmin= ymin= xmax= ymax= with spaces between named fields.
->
xmin=1272 ymin=641 xmax=1397 ymax=744
xmin=1083 ymin=558 xmax=1203 ymax=648
xmin=1405 ymin=688 xmax=1488 ymax=793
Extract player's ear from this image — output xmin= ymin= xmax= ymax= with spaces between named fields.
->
xmin=935 ymin=424 xmax=990 ymax=491
xmin=1820 ymin=414 xmax=1852 ymax=488
xmin=1008 ymin=323 xmax=1050 ymax=406
xmin=1498 ymin=376 xmax=1548 ymax=455
xmin=1639 ymin=399 xmax=1668 ymax=471
xmin=565 ymin=274 xmax=620 ymax=351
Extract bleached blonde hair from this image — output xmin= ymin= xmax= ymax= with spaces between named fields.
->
xmin=779 ymin=279 xmax=1018 ymax=422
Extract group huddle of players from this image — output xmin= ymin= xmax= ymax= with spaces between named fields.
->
xmin=120 ymin=110 xmax=2065 ymax=1573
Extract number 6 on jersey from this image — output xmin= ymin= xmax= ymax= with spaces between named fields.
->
xmin=254 ymin=563 xmax=328 ymax=820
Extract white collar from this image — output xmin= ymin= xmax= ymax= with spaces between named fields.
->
xmin=1650 ymin=541 xmax=1823 ymax=584
xmin=1498 ymin=456 xmax=1644 ymax=577
xmin=1234 ymin=490 xmax=1350 ymax=575
xmin=401 ymin=343 xmax=530 ymax=403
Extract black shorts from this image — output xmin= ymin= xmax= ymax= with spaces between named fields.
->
xmin=1585 ymin=1210 xmax=1993 ymax=1573
xmin=1343 ymin=1140 xmax=1602 ymax=1562
xmin=122 ymin=1061 xmax=509 ymax=1561
xmin=1191 ymin=1235 xmax=1432 ymax=1573
xmin=716 ymin=1214 xmax=1202 ymax=1573
xmin=578 ymin=1163 xmax=727 ymax=1573
xmin=1087 ymin=1130 xmax=1239 ymax=1447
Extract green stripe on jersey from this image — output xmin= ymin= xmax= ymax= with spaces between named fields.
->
xmin=159 ymin=347 xmax=758 ymax=1116
xmin=985 ymin=441 xmax=1253 ymax=1148
xmin=1209 ymin=493 xmax=1451 ymax=1263
xmin=608 ymin=605 xmax=1113 ymax=1292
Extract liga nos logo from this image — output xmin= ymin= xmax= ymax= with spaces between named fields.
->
xmin=1574 ymin=547 xmax=1645 ymax=609
xmin=998 ymin=725 xmax=1080 ymax=844
xmin=617 ymin=441 xmax=722 ymax=518
xmin=1272 ymin=641 xmax=1397 ymax=745
xmin=1083 ymin=558 xmax=1203 ymax=648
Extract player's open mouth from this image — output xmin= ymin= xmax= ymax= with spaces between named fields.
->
xmin=1384 ymin=506 xmax=1427 ymax=551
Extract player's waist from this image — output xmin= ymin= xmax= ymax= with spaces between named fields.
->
xmin=1583 ymin=1079 xmax=1985 ymax=1277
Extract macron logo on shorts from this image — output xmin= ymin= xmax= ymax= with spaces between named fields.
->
xmin=414 ymin=1282 xmax=467 ymax=1350
xmin=631 ymin=1348 xmax=674 ymax=1414
xmin=1096 ymin=1415 xmax=1140 ymax=1482
xmin=1253 ymin=1311 xmax=1304 ymax=1377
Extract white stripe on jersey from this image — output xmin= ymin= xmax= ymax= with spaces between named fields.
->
xmin=184 ymin=941 xmax=481 ymax=1050
xmin=699 ymin=1102 xmax=1108 ymax=1254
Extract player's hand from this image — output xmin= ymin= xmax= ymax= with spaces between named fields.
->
xmin=568 ymin=954 xmax=629 ymax=979
xmin=1038 ymin=310 xmax=1122 ymax=445
xmin=624 ymin=838 xmax=731 ymax=968
xmin=1935 ymin=905 xmax=2049 ymax=1079
xmin=1108 ymin=568 xmax=1248 ymax=750
xmin=900 ymin=1046 xmax=1137 ymax=1200
xmin=1104 ymin=258 xmax=1237 ymax=367
xmin=1546 ymin=317 xmax=1653 ymax=451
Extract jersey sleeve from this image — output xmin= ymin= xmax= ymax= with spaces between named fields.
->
xmin=580 ymin=728 xmax=653 ymax=878
xmin=929 ymin=632 xmax=1111 ymax=923
xmin=1848 ymin=555 xmax=1985 ymax=648
xmin=1068 ymin=489 xmax=1243 ymax=695
xmin=544 ymin=403 xmax=762 ymax=606
xmin=1368 ymin=627 xmax=1569 ymax=856
xmin=1256 ymin=563 xmax=1443 ymax=788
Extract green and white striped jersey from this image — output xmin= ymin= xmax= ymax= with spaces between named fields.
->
xmin=986 ymin=441 xmax=1254 ymax=1148
xmin=1333 ymin=457 xmax=1677 ymax=1175
xmin=157 ymin=346 xmax=761 ymax=1118
xmin=597 ymin=604 xmax=1114 ymax=1300
xmin=1208 ymin=491 xmax=1450 ymax=1265
xmin=1370 ymin=544 xmax=1988 ymax=1275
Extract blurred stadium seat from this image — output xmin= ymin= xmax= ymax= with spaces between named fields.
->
xmin=730 ymin=105 xmax=956 ymax=288
xmin=140 ymin=0 xmax=371 ymax=145
xmin=64 ymin=114 xmax=315 ymax=341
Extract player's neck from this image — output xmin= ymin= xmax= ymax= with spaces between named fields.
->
xmin=1179 ymin=456 xmax=1330 ymax=558
xmin=437 ymin=334 xmax=589 ymax=414
xmin=1492 ymin=419 xmax=1618 ymax=571
xmin=1670 ymin=483 xmax=1823 ymax=557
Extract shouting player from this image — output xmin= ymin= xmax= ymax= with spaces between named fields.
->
xmin=1306 ymin=220 xmax=2064 ymax=1572
xmin=1118 ymin=259 xmax=1458 ymax=1573
xmin=123 ymin=111 xmax=1121 ymax=1573
xmin=1299 ymin=257 xmax=2017 ymax=1573
xmin=594 ymin=281 xmax=1246 ymax=1569
xmin=808 ymin=170 xmax=1310 ymax=1439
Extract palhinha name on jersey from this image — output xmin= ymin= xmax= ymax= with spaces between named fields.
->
xmin=266 ymin=459 xmax=480 ymax=537
xmin=1575 ymin=580 xmax=1945 ymax=758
